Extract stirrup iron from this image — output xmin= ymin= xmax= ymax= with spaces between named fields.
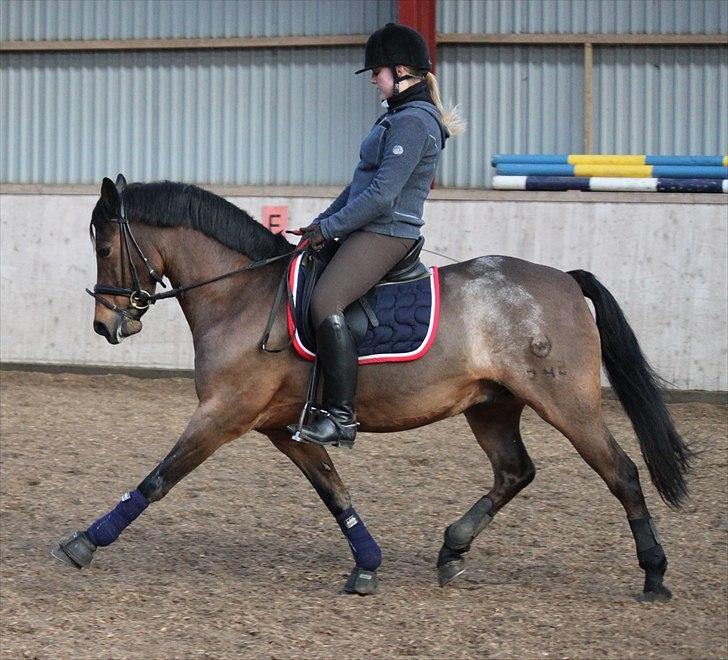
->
xmin=289 ymin=357 xmax=321 ymax=442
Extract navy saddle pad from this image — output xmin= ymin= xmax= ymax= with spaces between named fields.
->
xmin=286 ymin=253 xmax=441 ymax=365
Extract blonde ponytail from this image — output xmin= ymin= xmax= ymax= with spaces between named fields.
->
xmin=424 ymin=71 xmax=466 ymax=137
xmin=398 ymin=66 xmax=466 ymax=137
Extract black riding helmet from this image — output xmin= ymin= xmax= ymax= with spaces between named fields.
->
xmin=355 ymin=23 xmax=432 ymax=95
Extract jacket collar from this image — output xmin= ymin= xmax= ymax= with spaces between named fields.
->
xmin=385 ymin=80 xmax=434 ymax=111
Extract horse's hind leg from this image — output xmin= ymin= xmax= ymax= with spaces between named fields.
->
xmin=534 ymin=394 xmax=671 ymax=601
xmin=53 ymin=401 xmax=248 ymax=569
xmin=437 ymin=399 xmax=535 ymax=586
xmin=265 ymin=430 xmax=381 ymax=595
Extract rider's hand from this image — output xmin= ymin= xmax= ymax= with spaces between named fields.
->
xmin=298 ymin=223 xmax=326 ymax=252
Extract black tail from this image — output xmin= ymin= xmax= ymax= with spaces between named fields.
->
xmin=568 ymin=269 xmax=691 ymax=508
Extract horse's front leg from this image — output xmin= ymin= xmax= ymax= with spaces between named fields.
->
xmin=265 ymin=430 xmax=382 ymax=595
xmin=53 ymin=400 xmax=248 ymax=569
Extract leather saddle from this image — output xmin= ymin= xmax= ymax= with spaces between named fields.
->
xmin=296 ymin=235 xmax=429 ymax=350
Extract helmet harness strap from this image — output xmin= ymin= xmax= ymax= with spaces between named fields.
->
xmin=390 ymin=66 xmax=419 ymax=96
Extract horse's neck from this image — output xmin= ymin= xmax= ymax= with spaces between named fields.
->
xmin=159 ymin=226 xmax=244 ymax=289
xmin=155 ymin=226 xmax=276 ymax=336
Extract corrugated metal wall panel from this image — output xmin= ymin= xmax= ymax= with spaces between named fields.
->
xmin=437 ymin=0 xmax=728 ymax=34
xmin=436 ymin=45 xmax=584 ymax=188
xmin=0 ymin=0 xmax=395 ymax=41
xmin=2 ymin=2 xmax=726 ymax=188
xmin=594 ymin=46 xmax=728 ymax=154
xmin=0 ymin=48 xmax=383 ymax=185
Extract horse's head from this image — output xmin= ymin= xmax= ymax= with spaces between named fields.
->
xmin=89 ymin=175 xmax=164 ymax=344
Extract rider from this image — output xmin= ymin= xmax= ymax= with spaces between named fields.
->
xmin=295 ymin=22 xmax=464 ymax=448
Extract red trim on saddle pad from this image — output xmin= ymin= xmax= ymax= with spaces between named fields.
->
xmin=286 ymin=253 xmax=440 ymax=365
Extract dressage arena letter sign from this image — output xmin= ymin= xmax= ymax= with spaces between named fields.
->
xmin=262 ymin=206 xmax=289 ymax=234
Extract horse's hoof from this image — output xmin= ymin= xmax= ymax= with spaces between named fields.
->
xmin=437 ymin=559 xmax=466 ymax=587
xmin=52 ymin=531 xmax=96 ymax=569
xmin=639 ymin=585 xmax=673 ymax=603
xmin=341 ymin=567 xmax=378 ymax=595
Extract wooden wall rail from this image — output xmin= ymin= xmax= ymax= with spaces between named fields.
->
xmin=2 ymin=33 xmax=725 ymax=53
xmin=0 ymin=34 xmax=369 ymax=52
xmin=438 ymin=32 xmax=727 ymax=45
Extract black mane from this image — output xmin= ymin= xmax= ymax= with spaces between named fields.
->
xmin=121 ymin=181 xmax=292 ymax=260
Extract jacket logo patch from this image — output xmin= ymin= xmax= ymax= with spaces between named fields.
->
xmin=392 ymin=145 xmax=404 ymax=155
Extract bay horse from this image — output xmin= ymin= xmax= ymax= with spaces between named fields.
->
xmin=54 ymin=176 xmax=689 ymax=600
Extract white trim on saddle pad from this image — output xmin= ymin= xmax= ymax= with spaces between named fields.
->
xmin=286 ymin=252 xmax=440 ymax=365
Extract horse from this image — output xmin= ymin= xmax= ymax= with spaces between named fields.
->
xmin=53 ymin=175 xmax=690 ymax=600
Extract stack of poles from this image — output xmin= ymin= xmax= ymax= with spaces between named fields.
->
xmin=492 ymin=155 xmax=728 ymax=193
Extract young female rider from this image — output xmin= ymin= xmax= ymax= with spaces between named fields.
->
xmin=294 ymin=23 xmax=464 ymax=449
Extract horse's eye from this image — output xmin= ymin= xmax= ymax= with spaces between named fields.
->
xmin=96 ymin=246 xmax=112 ymax=258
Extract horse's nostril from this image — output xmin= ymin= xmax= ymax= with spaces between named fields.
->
xmin=93 ymin=321 xmax=109 ymax=338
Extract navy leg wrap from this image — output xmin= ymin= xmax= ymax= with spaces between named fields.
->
xmin=336 ymin=507 xmax=382 ymax=571
xmin=86 ymin=489 xmax=149 ymax=547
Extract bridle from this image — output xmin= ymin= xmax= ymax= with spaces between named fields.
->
xmin=86 ymin=183 xmax=167 ymax=320
xmin=86 ymin=181 xmax=306 ymax=335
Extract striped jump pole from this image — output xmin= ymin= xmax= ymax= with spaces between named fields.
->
xmin=495 ymin=164 xmax=728 ymax=179
xmin=492 ymin=175 xmax=728 ymax=194
xmin=492 ymin=154 xmax=728 ymax=167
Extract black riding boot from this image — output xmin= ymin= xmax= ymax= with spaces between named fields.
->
xmin=298 ymin=314 xmax=358 ymax=448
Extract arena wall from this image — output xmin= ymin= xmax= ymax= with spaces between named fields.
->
xmin=1 ymin=191 xmax=725 ymax=391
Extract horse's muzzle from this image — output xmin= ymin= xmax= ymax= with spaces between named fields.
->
xmin=93 ymin=316 xmax=143 ymax=344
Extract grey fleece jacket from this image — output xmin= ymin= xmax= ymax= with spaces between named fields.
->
xmin=315 ymin=100 xmax=449 ymax=241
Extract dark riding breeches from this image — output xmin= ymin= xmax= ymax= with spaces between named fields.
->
xmin=311 ymin=231 xmax=416 ymax=329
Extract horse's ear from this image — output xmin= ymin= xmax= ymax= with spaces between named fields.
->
xmin=115 ymin=173 xmax=127 ymax=192
xmin=100 ymin=177 xmax=120 ymax=214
